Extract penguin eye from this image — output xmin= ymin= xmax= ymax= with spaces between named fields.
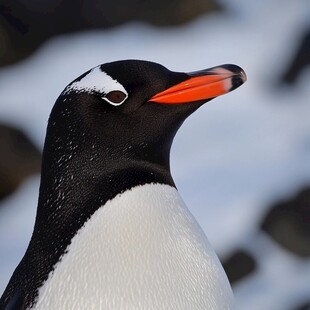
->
xmin=104 ymin=91 xmax=127 ymax=106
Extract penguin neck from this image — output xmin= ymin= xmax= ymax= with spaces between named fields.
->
xmin=37 ymin=121 xmax=176 ymax=223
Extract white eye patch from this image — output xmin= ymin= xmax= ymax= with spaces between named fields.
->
xmin=63 ymin=66 xmax=128 ymax=106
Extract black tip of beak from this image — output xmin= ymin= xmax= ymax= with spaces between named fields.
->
xmin=220 ymin=64 xmax=247 ymax=91
xmin=231 ymin=75 xmax=246 ymax=91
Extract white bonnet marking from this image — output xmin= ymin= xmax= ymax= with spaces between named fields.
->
xmin=63 ymin=66 xmax=128 ymax=106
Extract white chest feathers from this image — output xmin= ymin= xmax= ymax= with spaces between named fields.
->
xmin=33 ymin=184 xmax=234 ymax=310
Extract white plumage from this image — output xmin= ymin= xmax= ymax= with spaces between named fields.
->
xmin=34 ymin=184 xmax=234 ymax=310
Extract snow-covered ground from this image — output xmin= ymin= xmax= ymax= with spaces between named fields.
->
xmin=1 ymin=0 xmax=310 ymax=308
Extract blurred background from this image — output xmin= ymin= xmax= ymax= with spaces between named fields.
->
xmin=0 ymin=0 xmax=310 ymax=308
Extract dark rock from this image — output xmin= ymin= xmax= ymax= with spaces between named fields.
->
xmin=294 ymin=302 xmax=310 ymax=310
xmin=261 ymin=187 xmax=310 ymax=257
xmin=0 ymin=123 xmax=41 ymax=201
xmin=282 ymin=29 xmax=310 ymax=85
xmin=0 ymin=0 xmax=221 ymax=67
xmin=222 ymin=249 xmax=257 ymax=284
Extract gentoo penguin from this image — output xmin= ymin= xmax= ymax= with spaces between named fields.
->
xmin=0 ymin=60 xmax=246 ymax=310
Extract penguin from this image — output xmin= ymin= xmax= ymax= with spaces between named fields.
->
xmin=0 ymin=60 xmax=246 ymax=310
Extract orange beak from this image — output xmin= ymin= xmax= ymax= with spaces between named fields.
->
xmin=149 ymin=64 xmax=246 ymax=104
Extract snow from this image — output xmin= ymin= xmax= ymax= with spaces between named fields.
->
xmin=0 ymin=177 xmax=38 ymax=293
xmin=0 ymin=0 xmax=310 ymax=308
xmin=234 ymin=232 xmax=310 ymax=309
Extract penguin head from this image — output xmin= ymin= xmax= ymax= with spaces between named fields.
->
xmin=61 ymin=60 xmax=245 ymax=114
xmin=47 ymin=60 xmax=246 ymax=173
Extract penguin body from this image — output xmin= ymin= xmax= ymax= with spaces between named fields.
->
xmin=34 ymin=184 xmax=233 ymax=309
xmin=0 ymin=60 xmax=246 ymax=309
